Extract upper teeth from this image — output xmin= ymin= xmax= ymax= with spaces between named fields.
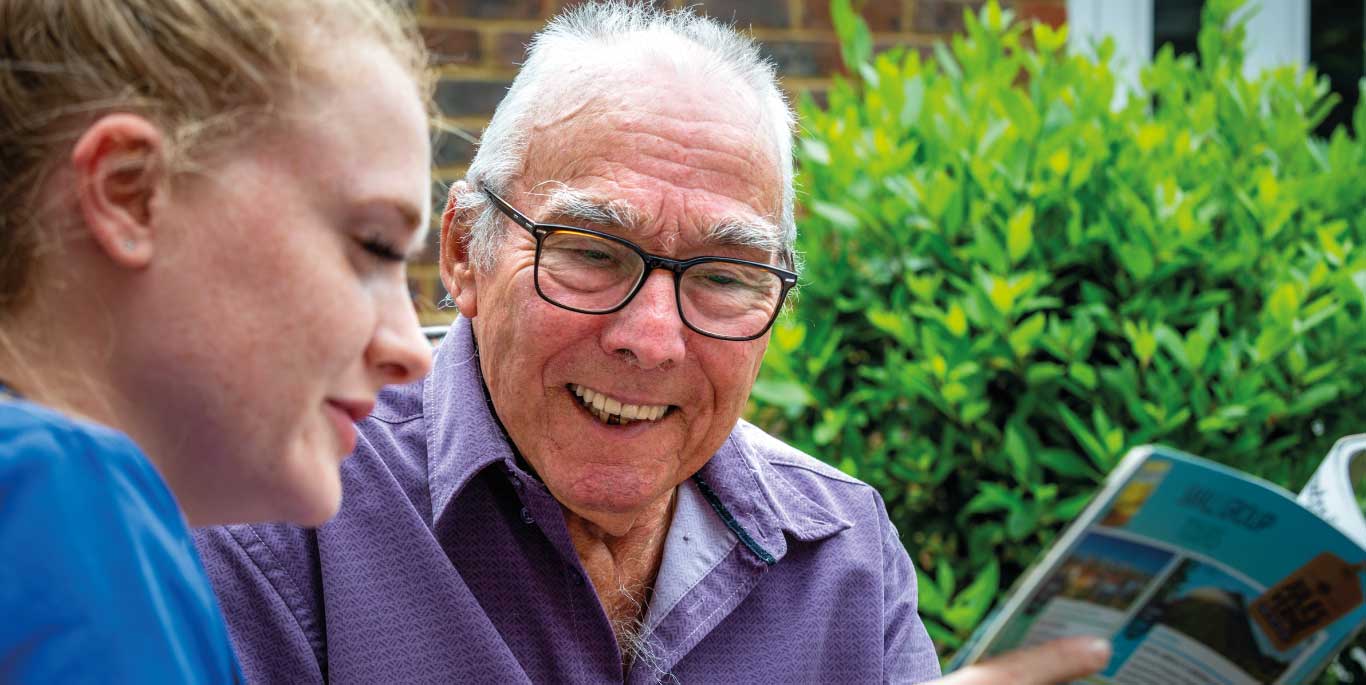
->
xmin=571 ymin=384 xmax=668 ymax=423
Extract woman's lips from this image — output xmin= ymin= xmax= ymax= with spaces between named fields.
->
xmin=324 ymin=399 xmax=374 ymax=455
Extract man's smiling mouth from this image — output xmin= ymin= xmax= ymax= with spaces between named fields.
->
xmin=569 ymin=384 xmax=671 ymax=426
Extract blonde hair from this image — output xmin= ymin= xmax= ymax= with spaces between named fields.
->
xmin=0 ymin=0 xmax=430 ymax=310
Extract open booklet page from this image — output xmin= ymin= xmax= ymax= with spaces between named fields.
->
xmin=1299 ymin=436 xmax=1366 ymax=549
xmin=957 ymin=438 xmax=1366 ymax=684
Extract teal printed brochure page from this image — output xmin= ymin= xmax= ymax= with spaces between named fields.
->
xmin=959 ymin=443 xmax=1366 ymax=685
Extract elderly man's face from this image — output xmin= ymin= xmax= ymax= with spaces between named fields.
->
xmin=451 ymin=70 xmax=783 ymax=531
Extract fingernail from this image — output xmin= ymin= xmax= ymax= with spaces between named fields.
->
xmin=1085 ymin=638 xmax=1112 ymax=666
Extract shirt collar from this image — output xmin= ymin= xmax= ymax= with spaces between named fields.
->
xmin=422 ymin=316 xmax=850 ymax=556
xmin=424 ymin=316 xmax=518 ymax=519
xmin=691 ymin=422 xmax=852 ymax=564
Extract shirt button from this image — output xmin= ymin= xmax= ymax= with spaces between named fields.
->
xmin=520 ymin=507 xmax=534 ymax=524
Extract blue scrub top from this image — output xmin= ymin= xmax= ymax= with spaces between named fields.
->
xmin=0 ymin=394 xmax=243 ymax=683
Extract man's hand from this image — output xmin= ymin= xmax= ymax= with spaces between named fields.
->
xmin=931 ymin=636 xmax=1112 ymax=685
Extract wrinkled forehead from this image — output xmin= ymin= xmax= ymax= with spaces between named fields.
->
xmin=515 ymin=58 xmax=783 ymax=244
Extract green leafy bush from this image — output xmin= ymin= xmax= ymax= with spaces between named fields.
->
xmin=748 ymin=0 xmax=1366 ymax=674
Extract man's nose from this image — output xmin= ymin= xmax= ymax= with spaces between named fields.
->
xmin=366 ymin=285 xmax=434 ymax=386
xmin=599 ymin=269 xmax=686 ymax=370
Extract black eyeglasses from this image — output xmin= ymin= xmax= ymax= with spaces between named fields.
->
xmin=482 ymin=187 xmax=797 ymax=341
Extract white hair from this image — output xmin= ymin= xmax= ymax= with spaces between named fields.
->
xmin=453 ymin=0 xmax=797 ymax=272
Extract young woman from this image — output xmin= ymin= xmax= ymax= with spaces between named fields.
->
xmin=0 ymin=0 xmax=434 ymax=680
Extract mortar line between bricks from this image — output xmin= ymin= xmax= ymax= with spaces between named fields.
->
xmin=435 ymin=115 xmax=491 ymax=130
xmin=749 ymin=27 xmax=942 ymax=43
xmin=417 ymin=17 xmax=547 ymax=32
xmin=433 ymin=65 xmax=518 ymax=79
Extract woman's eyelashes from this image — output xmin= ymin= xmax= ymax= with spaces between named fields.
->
xmin=356 ymin=234 xmax=406 ymax=263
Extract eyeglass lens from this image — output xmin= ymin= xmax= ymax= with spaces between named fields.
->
xmin=537 ymin=230 xmax=783 ymax=339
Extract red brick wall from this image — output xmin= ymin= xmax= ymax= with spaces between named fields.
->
xmin=410 ymin=0 xmax=1066 ymax=322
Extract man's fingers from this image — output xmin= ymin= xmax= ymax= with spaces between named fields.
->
xmin=934 ymin=636 xmax=1112 ymax=685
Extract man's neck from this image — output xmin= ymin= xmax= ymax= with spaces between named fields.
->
xmin=563 ymin=488 xmax=677 ymax=669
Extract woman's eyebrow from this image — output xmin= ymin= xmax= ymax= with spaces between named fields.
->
xmin=356 ymin=197 xmax=429 ymax=258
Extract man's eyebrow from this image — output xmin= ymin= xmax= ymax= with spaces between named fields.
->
xmin=536 ymin=186 xmax=642 ymax=231
xmin=706 ymin=216 xmax=783 ymax=255
xmin=534 ymin=184 xmax=782 ymax=256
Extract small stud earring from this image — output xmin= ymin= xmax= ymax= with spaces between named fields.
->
xmin=123 ymin=239 xmax=137 ymax=251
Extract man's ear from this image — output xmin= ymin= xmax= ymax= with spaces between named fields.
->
xmin=70 ymin=114 xmax=168 ymax=268
xmin=440 ymin=180 xmax=480 ymax=318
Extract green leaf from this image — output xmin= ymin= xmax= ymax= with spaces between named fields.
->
xmin=1058 ymin=405 xmax=1109 ymax=471
xmin=1254 ymin=326 xmax=1292 ymax=362
xmin=1006 ymin=204 xmax=1035 ymax=264
xmin=772 ymin=320 xmax=806 ymax=353
xmin=800 ymin=138 xmax=831 ymax=166
xmin=1184 ymin=331 xmax=1210 ymax=372
xmin=901 ymin=76 xmax=926 ymax=128
xmin=960 ymin=400 xmax=991 ymax=424
xmin=1123 ymin=321 xmax=1157 ymax=368
xmin=1006 ymin=502 xmax=1039 ymax=540
xmin=964 ymin=482 xmax=1022 ymax=516
xmin=812 ymin=417 xmax=842 ymax=445
xmin=1032 ymin=21 xmax=1067 ymax=54
xmin=1068 ymin=361 xmax=1097 ymax=389
xmin=1007 ymin=313 xmax=1045 ymax=358
xmin=984 ymin=274 xmax=1016 ymax=315
xmin=983 ymin=0 xmax=1004 ymax=31
xmin=1025 ymin=362 xmax=1065 ymax=384
xmin=1265 ymin=282 xmax=1301 ymax=326
xmin=748 ymin=378 xmax=813 ymax=416
xmin=1155 ymin=324 xmax=1191 ymax=370
xmin=1117 ymin=242 xmax=1155 ymax=281
xmin=1037 ymin=448 xmax=1099 ymax=480
xmin=918 ymin=568 xmax=947 ymax=615
xmin=933 ymin=41 xmax=962 ymax=80
xmin=810 ymin=200 xmax=860 ymax=233
xmin=973 ymin=226 xmax=1009 ymax=274
xmin=1289 ymin=384 xmax=1340 ymax=415
xmin=831 ymin=0 xmax=872 ymax=70
xmin=1053 ymin=492 xmax=1095 ymax=519
xmin=941 ymin=381 xmax=969 ymax=403
xmin=945 ymin=303 xmax=969 ymax=337
xmin=945 ymin=560 xmax=1000 ymax=630
xmin=1003 ymin=423 xmax=1031 ymax=481
xmin=936 ymin=558 xmax=957 ymax=598
xmin=867 ymin=308 xmax=915 ymax=346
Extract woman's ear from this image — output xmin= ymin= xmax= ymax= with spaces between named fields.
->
xmin=439 ymin=180 xmax=479 ymax=318
xmin=70 ymin=114 xmax=168 ymax=268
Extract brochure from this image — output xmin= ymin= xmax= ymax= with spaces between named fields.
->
xmin=954 ymin=436 xmax=1366 ymax=684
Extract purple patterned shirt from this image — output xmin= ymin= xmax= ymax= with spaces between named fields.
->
xmin=194 ymin=318 xmax=941 ymax=683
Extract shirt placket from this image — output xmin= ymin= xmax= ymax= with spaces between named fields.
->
xmin=504 ymin=466 xmax=626 ymax=682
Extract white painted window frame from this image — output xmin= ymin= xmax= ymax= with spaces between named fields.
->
xmin=1238 ymin=0 xmax=1309 ymax=75
xmin=1066 ymin=0 xmax=1311 ymax=95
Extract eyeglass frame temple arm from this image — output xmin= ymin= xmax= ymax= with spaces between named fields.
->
xmin=483 ymin=187 xmax=538 ymax=234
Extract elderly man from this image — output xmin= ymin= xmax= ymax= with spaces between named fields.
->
xmin=196 ymin=3 xmax=1109 ymax=683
